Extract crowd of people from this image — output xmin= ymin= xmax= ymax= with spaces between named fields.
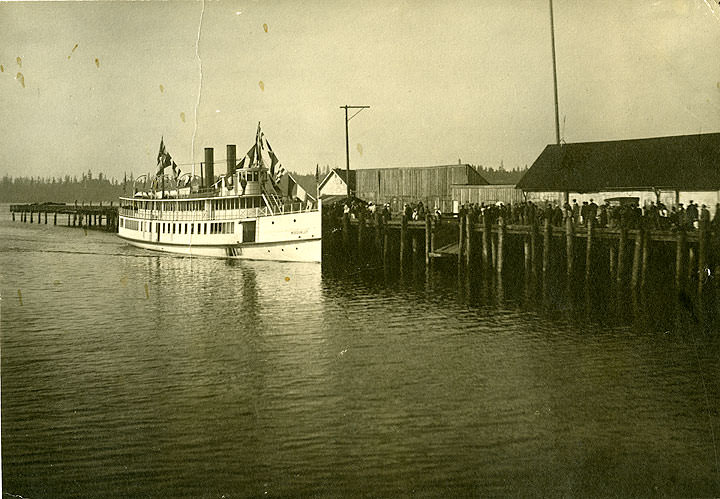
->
xmin=335 ymin=197 xmax=720 ymax=231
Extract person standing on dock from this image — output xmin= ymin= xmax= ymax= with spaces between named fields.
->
xmin=588 ymin=199 xmax=598 ymax=223
xmin=572 ymin=199 xmax=580 ymax=224
xmin=687 ymin=201 xmax=699 ymax=229
xmin=701 ymin=204 xmax=710 ymax=223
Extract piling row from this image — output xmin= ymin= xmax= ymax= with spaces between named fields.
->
xmin=10 ymin=203 xmax=119 ymax=232
xmin=329 ymin=212 xmax=716 ymax=303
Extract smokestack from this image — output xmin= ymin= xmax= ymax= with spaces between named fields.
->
xmin=227 ymin=144 xmax=237 ymax=176
xmin=204 ymin=147 xmax=214 ymax=188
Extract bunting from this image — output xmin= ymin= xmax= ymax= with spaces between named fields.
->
xmin=246 ymin=144 xmax=256 ymax=168
xmin=156 ymin=137 xmax=172 ymax=176
xmin=275 ymin=162 xmax=287 ymax=184
xmin=171 ymin=160 xmax=180 ymax=181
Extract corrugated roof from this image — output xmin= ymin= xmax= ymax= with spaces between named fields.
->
xmin=516 ymin=132 xmax=720 ymax=192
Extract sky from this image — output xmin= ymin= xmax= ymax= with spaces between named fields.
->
xmin=1 ymin=0 xmax=719 ymax=181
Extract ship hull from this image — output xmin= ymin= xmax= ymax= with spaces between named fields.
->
xmin=118 ymin=235 xmax=321 ymax=262
xmin=118 ymin=209 xmax=322 ymax=263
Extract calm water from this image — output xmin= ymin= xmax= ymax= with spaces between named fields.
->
xmin=2 ymin=212 xmax=720 ymax=497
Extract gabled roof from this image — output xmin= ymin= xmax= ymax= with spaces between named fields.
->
xmin=318 ymin=168 xmax=356 ymax=191
xmin=516 ymin=132 xmax=720 ymax=192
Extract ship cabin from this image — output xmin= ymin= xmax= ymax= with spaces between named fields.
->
xmin=119 ymin=164 xmax=315 ymax=224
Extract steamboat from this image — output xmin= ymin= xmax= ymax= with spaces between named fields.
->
xmin=118 ymin=125 xmax=321 ymax=262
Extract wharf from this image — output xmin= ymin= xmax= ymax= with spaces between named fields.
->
xmin=9 ymin=203 xmax=119 ymax=231
xmin=326 ymin=211 xmax=715 ymax=301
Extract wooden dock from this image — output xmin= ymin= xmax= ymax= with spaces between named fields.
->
xmin=9 ymin=203 xmax=119 ymax=232
xmin=324 ymin=211 xmax=715 ymax=302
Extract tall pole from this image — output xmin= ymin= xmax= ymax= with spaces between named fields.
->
xmin=340 ymin=105 xmax=370 ymax=199
xmin=345 ymin=106 xmax=350 ymax=198
xmin=550 ymin=0 xmax=568 ymax=204
xmin=549 ymin=0 xmax=560 ymax=146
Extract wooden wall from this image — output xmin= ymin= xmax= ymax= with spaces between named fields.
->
xmin=356 ymin=165 xmax=487 ymax=212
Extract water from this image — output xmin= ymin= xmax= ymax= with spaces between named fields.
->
xmin=2 ymin=212 xmax=720 ymax=497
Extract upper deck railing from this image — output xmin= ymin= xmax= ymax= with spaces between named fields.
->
xmin=118 ymin=201 xmax=316 ymax=221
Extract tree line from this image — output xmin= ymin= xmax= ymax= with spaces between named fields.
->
xmin=1 ymin=163 xmax=529 ymax=203
xmin=0 ymin=171 xmax=134 ymax=203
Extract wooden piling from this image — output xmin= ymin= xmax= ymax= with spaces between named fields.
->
xmin=400 ymin=214 xmax=408 ymax=273
xmin=412 ymin=232 xmax=419 ymax=268
xmin=465 ymin=213 xmax=473 ymax=272
xmin=342 ymin=213 xmax=351 ymax=254
xmin=565 ymin=217 xmax=574 ymax=281
xmin=617 ymin=228 xmax=627 ymax=287
xmin=530 ymin=219 xmax=539 ymax=283
xmin=457 ymin=212 xmax=466 ymax=272
xmin=585 ymin=217 xmax=594 ymax=284
xmin=675 ymin=230 xmax=686 ymax=291
xmin=609 ymin=243 xmax=616 ymax=283
xmin=425 ymin=214 xmax=432 ymax=266
xmin=631 ymin=230 xmax=642 ymax=292
xmin=12 ymin=212 xmax=15 ymax=221
xmin=481 ymin=212 xmax=490 ymax=272
xmin=641 ymin=227 xmax=649 ymax=290
xmin=53 ymin=212 xmax=57 ymax=225
xmin=524 ymin=237 xmax=531 ymax=277
xmin=68 ymin=213 xmax=71 ymax=226
xmin=491 ymin=233 xmax=497 ymax=271
xmin=497 ymin=216 xmax=505 ymax=278
xmin=30 ymin=211 xmax=34 ymax=223
xmin=383 ymin=227 xmax=390 ymax=271
xmin=688 ymin=246 xmax=696 ymax=285
xmin=375 ymin=212 xmax=383 ymax=255
xmin=358 ymin=211 xmax=365 ymax=255
xmin=698 ymin=220 xmax=707 ymax=297
xmin=44 ymin=212 xmax=48 ymax=224
xmin=543 ymin=218 xmax=551 ymax=280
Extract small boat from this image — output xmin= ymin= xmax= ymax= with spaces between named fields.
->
xmin=118 ymin=124 xmax=321 ymax=262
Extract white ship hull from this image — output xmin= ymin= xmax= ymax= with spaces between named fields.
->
xmin=119 ymin=235 xmax=321 ymax=262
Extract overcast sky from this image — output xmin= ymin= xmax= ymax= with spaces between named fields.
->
xmin=1 ymin=0 xmax=719 ymax=180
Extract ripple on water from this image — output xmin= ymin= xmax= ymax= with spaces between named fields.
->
xmin=2 ymin=216 xmax=720 ymax=497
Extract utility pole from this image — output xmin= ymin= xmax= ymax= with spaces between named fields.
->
xmin=549 ymin=0 xmax=560 ymax=146
xmin=549 ymin=0 xmax=568 ymax=204
xmin=340 ymin=105 xmax=370 ymax=198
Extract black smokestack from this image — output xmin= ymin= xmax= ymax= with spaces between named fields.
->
xmin=227 ymin=144 xmax=237 ymax=176
xmin=204 ymin=147 xmax=214 ymax=188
